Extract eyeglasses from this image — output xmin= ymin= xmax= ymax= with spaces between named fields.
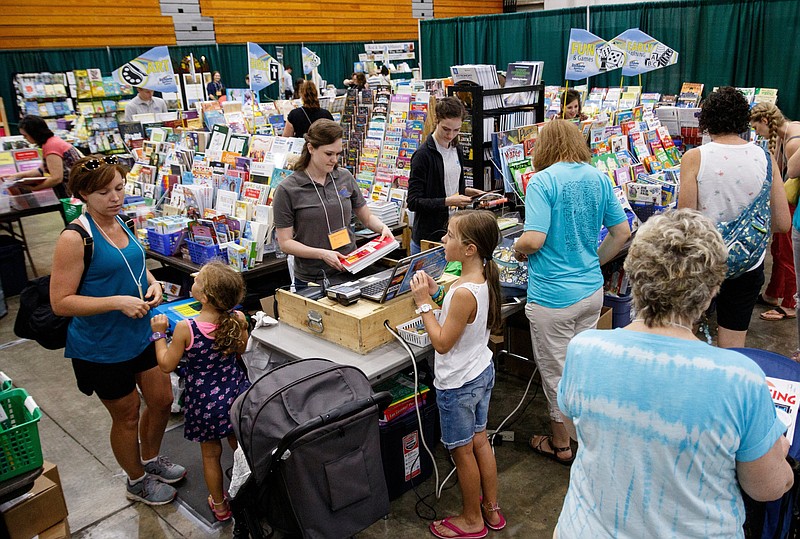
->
xmin=82 ymin=155 xmax=119 ymax=171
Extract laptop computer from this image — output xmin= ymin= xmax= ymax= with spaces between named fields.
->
xmin=344 ymin=247 xmax=448 ymax=303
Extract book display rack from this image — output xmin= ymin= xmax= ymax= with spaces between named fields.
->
xmin=447 ymin=81 xmax=545 ymax=191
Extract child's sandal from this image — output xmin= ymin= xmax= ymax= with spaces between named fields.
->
xmin=480 ymin=497 xmax=507 ymax=531
xmin=207 ymin=494 xmax=232 ymax=522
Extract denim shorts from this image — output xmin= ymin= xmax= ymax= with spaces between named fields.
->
xmin=436 ymin=363 xmax=495 ymax=450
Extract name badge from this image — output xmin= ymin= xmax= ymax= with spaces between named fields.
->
xmin=328 ymin=228 xmax=350 ymax=250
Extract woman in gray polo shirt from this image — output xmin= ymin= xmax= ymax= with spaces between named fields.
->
xmin=272 ymin=119 xmax=393 ymax=286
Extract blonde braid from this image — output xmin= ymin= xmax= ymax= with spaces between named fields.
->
xmin=767 ymin=109 xmax=780 ymax=155
xmin=751 ymin=103 xmax=786 ymax=155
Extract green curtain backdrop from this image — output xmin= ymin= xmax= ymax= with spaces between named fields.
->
xmin=420 ymin=0 xmax=800 ymax=119
xmin=0 ymin=40 xmax=418 ymax=132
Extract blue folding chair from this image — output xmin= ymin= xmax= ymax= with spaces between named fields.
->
xmin=733 ymin=348 xmax=800 ymax=539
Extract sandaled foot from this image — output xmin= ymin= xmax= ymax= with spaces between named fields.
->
xmin=791 ymin=350 xmax=800 ymax=363
xmin=208 ymin=494 xmax=232 ymax=522
xmin=429 ymin=516 xmax=488 ymax=539
xmin=529 ymin=434 xmax=574 ymax=465
xmin=480 ymin=499 xmax=507 ymax=531
xmin=760 ymin=306 xmax=796 ymax=321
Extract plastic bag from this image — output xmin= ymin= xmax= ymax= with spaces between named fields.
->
xmin=241 ymin=311 xmax=287 ymax=381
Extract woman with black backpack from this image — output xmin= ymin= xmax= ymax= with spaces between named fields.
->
xmin=49 ymin=155 xmax=186 ymax=506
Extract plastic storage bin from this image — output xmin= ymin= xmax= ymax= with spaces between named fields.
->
xmin=603 ymin=293 xmax=634 ymax=329
xmin=631 ymin=202 xmax=671 ymax=223
xmin=0 ymin=388 xmax=43 ymax=483
xmin=186 ymin=240 xmax=227 ymax=265
xmin=379 ymin=397 xmax=438 ymax=500
xmin=147 ymin=229 xmax=185 ymax=256
xmin=10 ymin=189 xmax=60 ymax=211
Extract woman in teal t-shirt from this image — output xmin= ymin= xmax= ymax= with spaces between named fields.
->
xmin=515 ymin=120 xmax=630 ymax=465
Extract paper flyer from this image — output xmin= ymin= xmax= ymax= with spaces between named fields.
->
xmin=611 ymin=28 xmax=679 ymax=76
xmin=565 ymin=29 xmax=626 ymax=81
xmin=766 ymin=376 xmax=800 ymax=444
xmin=112 ymin=46 xmax=178 ymax=93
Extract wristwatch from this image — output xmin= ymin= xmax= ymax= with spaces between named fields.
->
xmin=415 ymin=303 xmax=433 ymax=315
xmin=149 ymin=332 xmax=167 ymax=342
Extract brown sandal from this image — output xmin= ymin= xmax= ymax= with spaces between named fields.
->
xmin=529 ymin=435 xmax=574 ymax=466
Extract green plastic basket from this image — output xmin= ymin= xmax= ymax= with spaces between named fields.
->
xmin=0 ymin=372 xmax=11 ymax=393
xmin=60 ymin=197 xmax=84 ymax=223
xmin=0 ymin=388 xmax=43 ymax=482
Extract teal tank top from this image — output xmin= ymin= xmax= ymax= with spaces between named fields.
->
xmin=65 ymin=214 xmax=151 ymax=363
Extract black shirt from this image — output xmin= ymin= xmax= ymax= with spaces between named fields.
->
xmin=286 ymin=107 xmax=334 ymax=139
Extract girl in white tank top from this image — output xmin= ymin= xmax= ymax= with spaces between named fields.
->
xmin=410 ymin=210 xmax=507 ymax=536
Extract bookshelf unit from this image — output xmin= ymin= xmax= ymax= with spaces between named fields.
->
xmin=13 ymin=72 xmax=74 ymax=125
xmin=447 ymin=82 xmax=544 ymax=191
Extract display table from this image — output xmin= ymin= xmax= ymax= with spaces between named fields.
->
xmin=250 ymin=298 xmax=527 ymax=383
xmin=251 ymin=323 xmax=429 ymax=383
xmin=146 ymin=249 xmax=288 ymax=283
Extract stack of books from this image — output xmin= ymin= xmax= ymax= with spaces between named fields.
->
xmin=367 ymin=200 xmax=400 ymax=228
xmin=373 ymin=372 xmax=431 ymax=424
xmin=341 ymin=235 xmax=400 ymax=274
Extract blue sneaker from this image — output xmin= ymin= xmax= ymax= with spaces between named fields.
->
xmin=126 ymin=475 xmax=177 ymax=506
xmin=144 ymin=455 xmax=187 ymax=484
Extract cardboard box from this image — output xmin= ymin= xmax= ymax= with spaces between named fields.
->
xmin=37 ymin=519 xmax=70 ymax=539
xmin=597 ymin=306 xmax=613 ymax=330
xmin=276 ymin=273 xmax=457 ymax=354
xmin=2 ymin=462 xmax=68 ymax=539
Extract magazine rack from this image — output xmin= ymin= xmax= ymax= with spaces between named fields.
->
xmin=447 ymin=81 xmax=545 ymax=192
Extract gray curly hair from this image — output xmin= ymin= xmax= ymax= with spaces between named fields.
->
xmin=624 ymin=209 xmax=727 ymax=327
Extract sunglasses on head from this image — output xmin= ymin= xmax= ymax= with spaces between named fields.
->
xmin=82 ymin=155 xmax=119 ymax=170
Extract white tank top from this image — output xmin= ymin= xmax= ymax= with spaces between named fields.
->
xmin=434 ymin=281 xmax=493 ymax=390
xmin=696 ymin=141 xmax=767 ymax=224
xmin=697 ymin=141 xmax=768 ymax=271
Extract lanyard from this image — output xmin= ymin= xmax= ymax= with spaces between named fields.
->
xmin=90 ymin=214 xmax=147 ymax=300
xmin=309 ymin=172 xmax=346 ymax=235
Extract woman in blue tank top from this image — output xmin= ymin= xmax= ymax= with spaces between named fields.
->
xmin=50 ymin=155 xmax=186 ymax=506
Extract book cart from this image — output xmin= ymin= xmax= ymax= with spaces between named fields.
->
xmin=447 ymin=82 xmax=545 ymax=192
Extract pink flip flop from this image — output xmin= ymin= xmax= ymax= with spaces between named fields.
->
xmin=480 ymin=496 xmax=507 ymax=531
xmin=429 ymin=517 xmax=488 ymax=539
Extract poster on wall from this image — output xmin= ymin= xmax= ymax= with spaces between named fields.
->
xmin=611 ymin=28 xmax=679 ymax=76
xmin=112 ymin=46 xmax=178 ymax=92
xmin=564 ymin=29 xmax=625 ymax=81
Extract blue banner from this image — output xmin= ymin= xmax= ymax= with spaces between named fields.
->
xmin=611 ymin=28 xmax=679 ymax=76
xmin=247 ymin=42 xmax=280 ymax=91
xmin=564 ymin=29 xmax=625 ymax=81
xmin=112 ymin=46 xmax=177 ymax=92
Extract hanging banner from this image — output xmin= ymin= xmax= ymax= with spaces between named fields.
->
xmin=302 ymin=46 xmax=321 ymax=75
xmin=564 ymin=29 xmax=625 ymax=81
xmin=112 ymin=46 xmax=178 ymax=92
xmin=611 ymin=28 xmax=679 ymax=76
xmin=247 ymin=42 xmax=280 ymax=91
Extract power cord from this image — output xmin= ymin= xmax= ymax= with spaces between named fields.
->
xmin=383 ymin=318 xmax=542 ymax=514
xmin=383 ymin=321 xmax=441 ymax=500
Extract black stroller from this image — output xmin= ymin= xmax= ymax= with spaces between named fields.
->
xmin=230 ymin=358 xmax=392 ymax=539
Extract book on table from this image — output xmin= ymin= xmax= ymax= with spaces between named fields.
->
xmin=341 ymin=234 xmax=400 ymax=274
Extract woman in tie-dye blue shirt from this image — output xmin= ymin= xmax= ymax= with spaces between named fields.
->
xmin=556 ymin=209 xmax=793 ymax=539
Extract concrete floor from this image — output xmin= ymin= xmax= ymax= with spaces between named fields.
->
xmin=0 ymin=210 xmax=796 ymax=538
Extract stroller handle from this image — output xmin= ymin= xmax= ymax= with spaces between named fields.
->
xmin=273 ymin=392 xmax=394 ymax=460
